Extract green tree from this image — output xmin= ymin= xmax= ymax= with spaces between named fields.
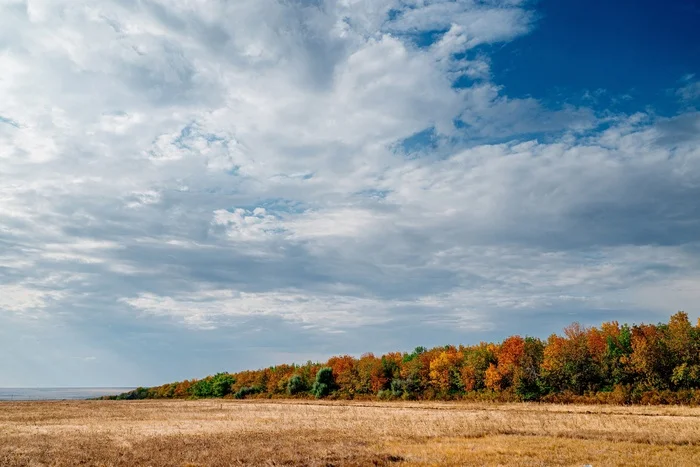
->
xmin=192 ymin=378 xmax=214 ymax=398
xmin=212 ymin=373 xmax=236 ymax=397
xmin=286 ymin=374 xmax=308 ymax=395
xmin=403 ymin=346 xmax=427 ymax=363
xmin=514 ymin=337 xmax=545 ymax=401
xmin=311 ymin=367 xmax=335 ymax=399
xmin=599 ymin=322 xmax=633 ymax=388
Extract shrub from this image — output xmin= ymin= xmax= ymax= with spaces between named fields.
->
xmin=286 ymin=375 xmax=308 ymax=396
xmin=311 ymin=367 xmax=335 ymax=399
xmin=287 ymin=375 xmax=309 ymax=396
xmin=234 ymin=386 xmax=261 ymax=399
xmin=116 ymin=387 xmax=151 ymax=400
xmin=390 ymin=379 xmax=407 ymax=397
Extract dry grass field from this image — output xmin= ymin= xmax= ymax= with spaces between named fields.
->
xmin=1 ymin=400 xmax=700 ymax=466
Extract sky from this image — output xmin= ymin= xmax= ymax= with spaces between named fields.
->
xmin=0 ymin=0 xmax=699 ymax=388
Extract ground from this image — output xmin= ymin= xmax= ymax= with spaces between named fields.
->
xmin=1 ymin=400 xmax=699 ymax=466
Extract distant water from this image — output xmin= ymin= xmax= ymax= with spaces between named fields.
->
xmin=0 ymin=388 xmax=135 ymax=401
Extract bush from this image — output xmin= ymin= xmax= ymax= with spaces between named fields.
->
xmin=390 ymin=378 xmax=406 ymax=398
xmin=311 ymin=367 xmax=335 ymax=399
xmin=286 ymin=375 xmax=308 ymax=396
xmin=389 ymin=376 xmax=421 ymax=400
xmin=514 ymin=373 xmax=544 ymax=401
xmin=116 ymin=387 xmax=151 ymax=400
xmin=234 ymin=386 xmax=262 ymax=399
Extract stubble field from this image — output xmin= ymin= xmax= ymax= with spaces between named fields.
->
xmin=1 ymin=400 xmax=700 ymax=466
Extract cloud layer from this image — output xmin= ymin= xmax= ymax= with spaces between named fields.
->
xmin=1 ymin=0 xmax=698 ymax=386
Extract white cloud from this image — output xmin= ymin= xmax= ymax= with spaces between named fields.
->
xmin=0 ymin=284 xmax=65 ymax=314
xmin=122 ymin=289 xmax=398 ymax=331
xmin=288 ymin=208 xmax=383 ymax=240
xmin=126 ymin=190 xmax=162 ymax=209
xmin=212 ymin=208 xmax=284 ymax=242
xmin=386 ymin=1 xmax=532 ymax=48
xmin=0 ymin=0 xmax=698 ymax=368
xmin=39 ymin=240 xmax=123 ymax=264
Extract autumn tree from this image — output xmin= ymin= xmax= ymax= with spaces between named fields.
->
xmin=630 ymin=324 xmax=671 ymax=389
xmin=173 ymin=379 xmax=194 ymax=398
xmin=267 ymin=364 xmax=296 ymax=395
xmin=429 ymin=347 xmax=463 ymax=396
xmin=542 ymin=323 xmax=602 ymax=394
xmin=485 ymin=336 xmax=525 ymax=392
xmin=355 ymin=353 xmax=388 ymax=394
xmin=665 ymin=312 xmax=700 ymax=389
xmin=110 ymin=312 xmax=700 ymax=404
xmin=461 ymin=343 xmax=497 ymax=392
xmin=398 ymin=347 xmax=433 ymax=398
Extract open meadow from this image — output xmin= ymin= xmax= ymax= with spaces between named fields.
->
xmin=1 ymin=400 xmax=700 ymax=466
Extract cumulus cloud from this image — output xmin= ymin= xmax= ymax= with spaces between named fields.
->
xmin=1 ymin=0 xmax=699 ymax=385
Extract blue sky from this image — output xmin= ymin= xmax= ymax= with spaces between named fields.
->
xmin=0 ymin=0 xmax=699 ymax=387
xmin=492 ymin=0 xmax=700 ymax=116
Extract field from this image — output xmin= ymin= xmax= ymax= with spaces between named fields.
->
xmin=1 ymin=400 xmax=700 ymax=466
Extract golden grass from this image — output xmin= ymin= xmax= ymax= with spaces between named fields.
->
xmin=2 ymin=400 xmax=700 ymax=466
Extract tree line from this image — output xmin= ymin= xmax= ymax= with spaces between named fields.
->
xmin=110 ymin=312 xmax=700 ymax=405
